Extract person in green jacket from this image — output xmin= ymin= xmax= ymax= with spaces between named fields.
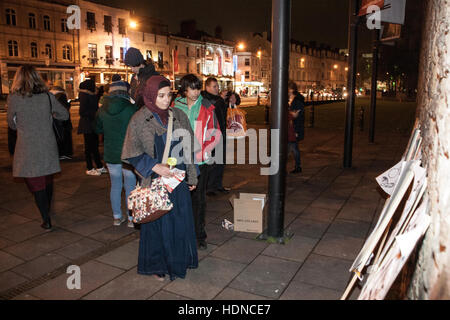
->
xmin=96 ymin=80 xmax=138 ymax=227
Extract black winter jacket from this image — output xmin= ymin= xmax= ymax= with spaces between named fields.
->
xmin=130 ymin=63 xmax=160 ymax=108
xmin=77 ymin=89 xmax=99 ymax=134
xmin=290 ymin=93 xmax=305 ymax=141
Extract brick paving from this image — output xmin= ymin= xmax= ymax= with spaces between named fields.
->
xmin=0 ymin=105 xmax=410 ymax=300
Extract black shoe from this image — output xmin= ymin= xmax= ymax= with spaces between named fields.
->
xmin=41 ymin=220 xmax=52 ymax=230
xmin=217 ymin=187 xmax=231 ymax=194
xmin=197 ymin=240 xmax=208 ymax=250
xmin=290 ymin=167 xmax=302 ymax=174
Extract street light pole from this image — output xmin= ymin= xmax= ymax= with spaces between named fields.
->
xmin=266 ymin=0 xmax=291 ymax=241
xmin=369 ymin=29 xmax=380 ymax=143
xmin=343 ymin=0 xmax=361 ymax=168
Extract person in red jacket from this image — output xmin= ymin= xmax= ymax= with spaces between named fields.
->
xmin=174 ymin=74 xmax=221 ymax=250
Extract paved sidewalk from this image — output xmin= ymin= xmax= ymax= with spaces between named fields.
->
xmin=0 ymin=109 xmax=410 ymax=300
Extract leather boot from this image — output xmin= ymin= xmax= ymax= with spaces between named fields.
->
xmin=45 ymin=183 xmax=53 ymax=211
xmin=33 ymin=190 xmax=52 ymax=230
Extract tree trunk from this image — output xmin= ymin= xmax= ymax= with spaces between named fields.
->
xmin=408 ymin=0 xmax=450 ymax=299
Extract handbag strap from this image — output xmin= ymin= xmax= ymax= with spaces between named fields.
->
xmin=162 ymin=109 xmax=173 ymax=164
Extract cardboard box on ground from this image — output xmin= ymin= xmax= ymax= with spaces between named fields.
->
xmin=229 ymin=193 xmax=268 ymax=233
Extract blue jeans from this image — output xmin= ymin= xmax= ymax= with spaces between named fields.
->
xmin=288 ymin=142 xmax=301 ymax=169
xmin=106 ymin=163 xmax=137 ymax=221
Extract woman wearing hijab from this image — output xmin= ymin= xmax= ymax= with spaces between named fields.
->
xmin=121 ymin=75 xmax=199 ymax=281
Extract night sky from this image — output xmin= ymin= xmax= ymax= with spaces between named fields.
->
xmin=93 ymin=0 xmax=373 ymax=50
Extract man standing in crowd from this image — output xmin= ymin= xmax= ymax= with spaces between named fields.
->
xmin=174 ymin=74 xmax=221 ymax=250
xmin=201 ymin=77 xmax=230 ymax=196
xmin=124 ymin=47 xmax=159 ymax=108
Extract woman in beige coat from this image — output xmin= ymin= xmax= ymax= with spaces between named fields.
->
xmin=7 ymin=65 xmax=69 ymax=230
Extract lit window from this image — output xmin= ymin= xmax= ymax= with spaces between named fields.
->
xmin=8 ymin=40 xmax=18 ymax=56
xmin=29 ymin=13 xmax=36 ymax=29
xmin=6 ymin=9 xmax=16 ymax=26
xmin=44 ymin=16 xmax=51 ymax=31
xmin=31 ymin=42 xmax=38 ymax=58
xmin=62 ymin=45 xmax=72 ymax=60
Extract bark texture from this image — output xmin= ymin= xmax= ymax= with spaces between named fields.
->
xmin=408 ymin=0 xmax=450 ymax=299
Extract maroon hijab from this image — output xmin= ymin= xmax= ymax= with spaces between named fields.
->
xmin=142 ymin=75 xmax=171 ymax=125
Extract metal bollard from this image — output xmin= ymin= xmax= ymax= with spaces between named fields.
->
xmin=359 ymin=106 xmax=364 ymax=131
xmin=309 ymin=103 xmax=315 ymax=128
xmin=257 ymin=95 xmax=260 ymax=106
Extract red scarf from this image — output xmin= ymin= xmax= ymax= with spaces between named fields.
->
xmin=142 ymin=75 xmax=170 ymax=125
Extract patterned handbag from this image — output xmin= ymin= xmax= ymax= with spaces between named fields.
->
xmin=128 ymin=110 xmax=174 ymax=224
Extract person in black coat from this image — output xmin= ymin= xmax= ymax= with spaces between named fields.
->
xmin=288 ymin=81 xmax=305 ymax=173
xmin=77 ymin=79 xmax=105 ymax=176
xmin=201 ymin=77 xmax=230 ymax=195
xmin=50 ymin=86 xmax=73 ymax=159
xmin=124 ymin=47 xmax=160 ymax=108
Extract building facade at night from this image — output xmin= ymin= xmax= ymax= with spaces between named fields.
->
xmin=76 ymin=0 xmax=171 ymax=92
xmin=0 ymin=0 xmax=79 ymax=98
xmin=1 ymin=0 xmax=346 ymax=99
xmin=169 ymin=35 xmax=235 ymax=91
xmin=236 ymin=32 xmax=348 ymax=96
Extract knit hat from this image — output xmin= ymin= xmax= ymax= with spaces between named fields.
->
xmin=79 ymin=79 xmax=96 ymax=93
xmin=109 ymin=80 xmax=130 ymax=93
xmin=124 ymin=47 xmax=144 ymax=67
xmin=111 ymin=74 xmax=122 ymax=82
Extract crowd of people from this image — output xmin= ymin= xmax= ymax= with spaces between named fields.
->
xmin=6 ymin=47 xmax=305 ymax=282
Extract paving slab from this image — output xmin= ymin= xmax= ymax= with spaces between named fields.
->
xmin=198 ymin=243 xmax=218 ymax=261
xmin=0 ymin=221 xmax=48 ymax=242
xmin=27 ymin=260 xmax=124 ymax=300
xmin=210 ymin=237 xmax=269 ymax=264
xmin=0 ymin=213 xmax=32 ymax=230
xmin=205 ymin=223 xmax=235 ymax=246
xmin=51 ymin=211 xmax=87 ymax=228
xmin=64 ymin=215 xmax=112 ymax=236
xmin=3 ymin=229 xmax=82 ymax=261
xmin=327 ymin=219 xmax=371 ymax=239
xmin=95 ymin=239 xmax=139 ymax=270
xmin=205 ymin=208 xmax=231 ymax=224
xmin=0 ymin=250 xmax=24 ymax=273
xmin=262 ymin=235 xmax=318 ymax=263
xmin=293 ymin=254 xmax=353 ymax=291
xmin=284 ymin=199 xmax=311 ymax=215
xmin=149 ymin=290 xmax=192 ymax=300
xmin=309 ymin=196 xmax=347 ymax=211
xmin=0 ymin=237 xmax=15 ymax=250
xmin=12 ymin=253 xmax=70 ymax=280
xmin=83 ymin=267 xmax=166 ymax=300
xmin=89 ymin=225 xmax=137 ymax=244
xmin=280 ymin=281 xmax=342 ymax=300
xmin=55 ymin=238 xmax=105 ymax=260
xmin=164 ymin=257 xmax=246 ymax=300
xmin=214 ymin=287 xmax=271 ymax=300
xmin=313 ymin=232 xmax=365 ymax=261
xmin=285 ymin=217 xmax=330 ymax=239
xmin=0 ymin=271 xmax=28 ymax=292
xmin=336 ymin=202 xmax=378 ymax=223
xmin=11 ymin=293 xmax=41 ymax=300
xmin=229 ymin=255 xmax=301 ymax=299
xmin=299 ymin=206 xmax=339 ymax=223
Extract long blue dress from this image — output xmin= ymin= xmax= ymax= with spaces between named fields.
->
xmin=127 ymin=114 xmax=198 ymax=280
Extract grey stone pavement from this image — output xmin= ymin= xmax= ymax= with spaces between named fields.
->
xmin=0 ymin=106 xmax=410 ymax=300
